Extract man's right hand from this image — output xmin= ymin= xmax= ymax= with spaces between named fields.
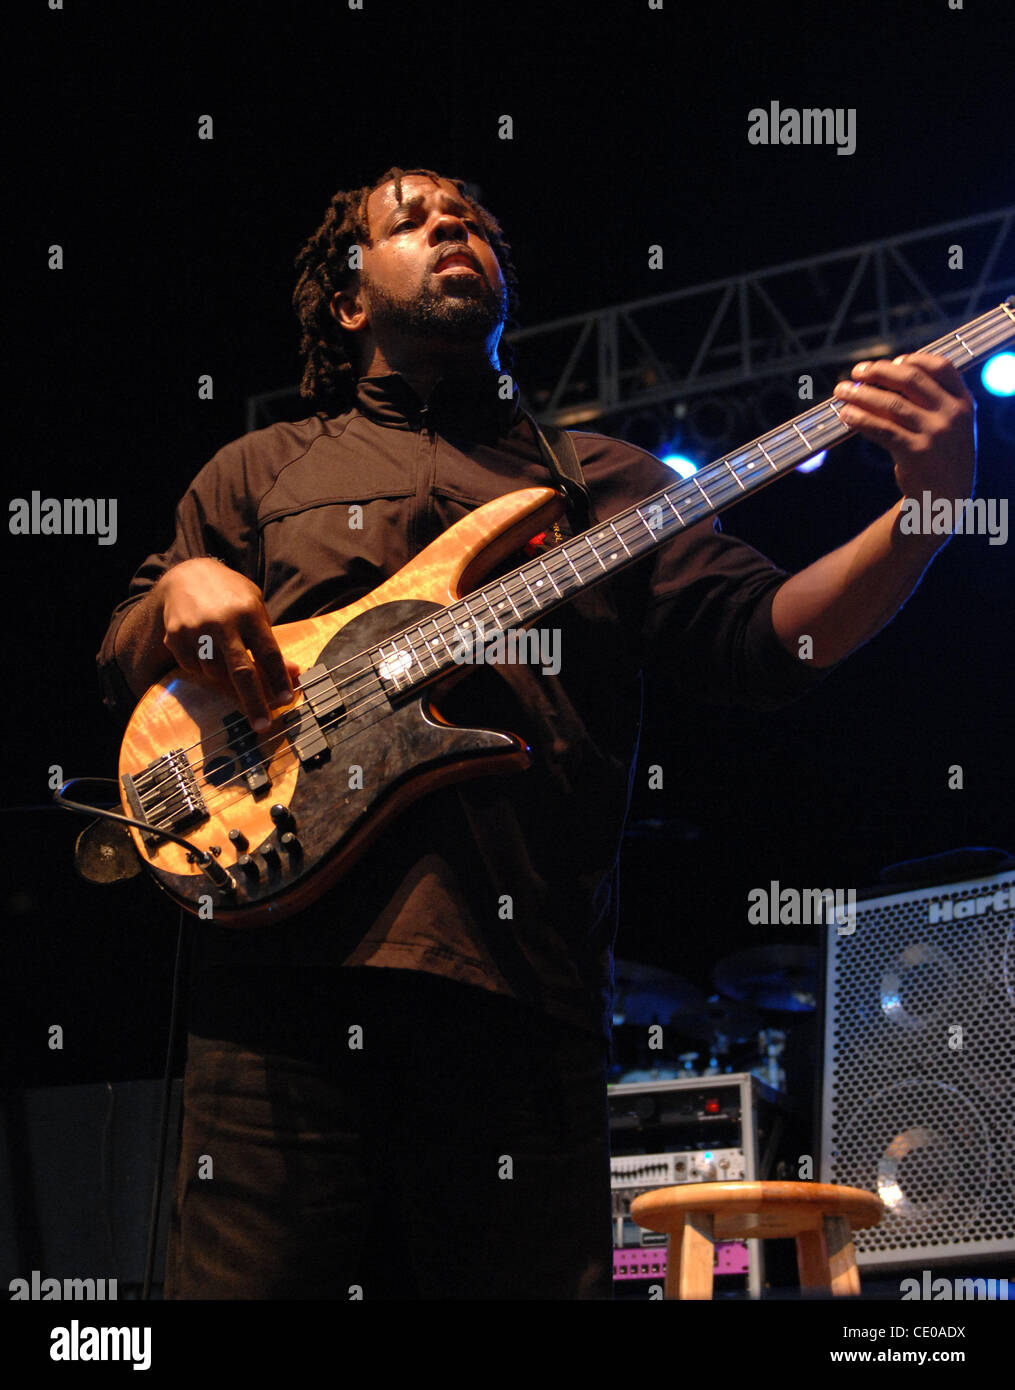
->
xmin=156 ymin=558 xmax=299 ymax=730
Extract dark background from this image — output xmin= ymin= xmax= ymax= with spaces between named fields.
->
xmin=6 ymin=0 xmax=1013 ymax=1084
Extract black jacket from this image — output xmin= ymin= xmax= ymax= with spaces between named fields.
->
xmin=98 ymin=369 xmax=828 ymax=1040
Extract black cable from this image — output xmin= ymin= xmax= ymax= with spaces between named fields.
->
xmin=142 ymin=906 xmax=189 ymax=1301
xmin=100 ymin=1081 xmax=120 ymax=1274
xmin=53 ymin=778 xmax=192 ymax=1296
xmin=53 ymin=777 xmax=234 ymax=891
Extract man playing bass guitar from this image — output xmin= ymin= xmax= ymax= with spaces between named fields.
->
xmin=97 ymin=167 xmax=976 ymax=1300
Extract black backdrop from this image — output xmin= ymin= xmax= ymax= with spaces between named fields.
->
xmin=6 ymin=0 xmax=1014 ymax=1086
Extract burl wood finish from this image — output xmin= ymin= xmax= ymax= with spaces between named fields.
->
xmin=119 ymin=485 xmax=564 ymax=925
xmin=630 ymin=1181 xmax=883 ymax=1299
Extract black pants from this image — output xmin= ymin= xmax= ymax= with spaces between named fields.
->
xmin=165 ymin=967 xmax=613 ymax=1299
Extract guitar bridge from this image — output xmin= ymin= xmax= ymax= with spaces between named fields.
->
xmin=122 ymin=748 xmax=208 ymax=848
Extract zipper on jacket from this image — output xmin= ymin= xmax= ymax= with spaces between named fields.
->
xmin=410 ymin=403 xmax=437 ymax=558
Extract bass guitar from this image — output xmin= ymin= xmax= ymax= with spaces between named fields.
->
xmin=116 ymin=299 xmax=1015 ymax=924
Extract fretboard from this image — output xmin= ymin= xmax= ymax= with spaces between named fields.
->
xmin=371 ymin=297 xmax=1015 ymax=695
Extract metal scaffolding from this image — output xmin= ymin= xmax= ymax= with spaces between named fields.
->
xmin=246 ymin=207 xmax=1014 ymax=436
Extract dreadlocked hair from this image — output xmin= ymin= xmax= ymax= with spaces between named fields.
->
xmin=292 ymin=166 xmax=520 ymax=414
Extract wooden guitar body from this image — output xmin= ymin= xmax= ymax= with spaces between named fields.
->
xmin=115 ymin=299 xmax=1015 ymax=925
xmin=118 ymin=485 xmax=564 ymax=925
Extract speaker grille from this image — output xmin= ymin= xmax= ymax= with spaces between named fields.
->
xmin=821 ymin=871 xmax=1015 ymax=1266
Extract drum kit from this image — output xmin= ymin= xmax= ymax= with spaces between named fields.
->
xmin=611 ymin=945 xmax=818 ymax=1090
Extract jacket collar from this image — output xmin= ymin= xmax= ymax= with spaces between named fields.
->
xmin=354 ymin=367 xmax=521 ymax=435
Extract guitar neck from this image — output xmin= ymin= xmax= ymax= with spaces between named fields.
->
xmin=375 ymin=298 xmax=1015 ymax=690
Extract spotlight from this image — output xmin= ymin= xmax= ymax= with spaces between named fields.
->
xmin=796 ymin=451 xmax=827 ymax=474
xmin=660 ymin=453 xmax=699 ymax=478
xmin=981 ymin=353 xmax=1015 ymax=398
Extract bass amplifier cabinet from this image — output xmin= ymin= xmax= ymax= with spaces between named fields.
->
xmin=819 ymin=867 xmax=1015 ymax=1270
xmin=609 ymin=1072 xmax=793 ymax=1297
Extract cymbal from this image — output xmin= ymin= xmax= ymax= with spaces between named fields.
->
xmin=614 ymin=1066 xmax=682 ymax=1084
xmin=713 ymin=945 xmax=818 ymax=1013
xmin=74 ymin=819 xmax=143 ymax=884
xmin=612 ymin=959 xmax=706 ymax=1025
xmin=670 ymin=997 xmax=765 ymax=1047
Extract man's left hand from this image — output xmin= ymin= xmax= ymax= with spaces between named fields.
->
xmin=832 ymin=352 xmax=976 ymax=502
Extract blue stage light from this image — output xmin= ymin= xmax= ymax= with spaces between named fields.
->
xmin=981 ymin=353 xmax=1015 ymax=397
xmin=660 ymin=453 xmax=699 ymax=478
xmin=796 ymin=450 xmax=827 ymax=474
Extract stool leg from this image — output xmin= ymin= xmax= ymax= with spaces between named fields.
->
xmin=664 ymin=1219 xmax=685 ymax=1301
xmin=795 ymin=1221 xmax=830 ymax=1293
xmin=666 ymin=1211 xmax=715 ymax=1300
xmin=824 ymin=1215 xmax=861 ymax=1297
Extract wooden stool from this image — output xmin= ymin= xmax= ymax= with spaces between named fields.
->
xmin=629 ymin=1181 xmax=883 ymax=1299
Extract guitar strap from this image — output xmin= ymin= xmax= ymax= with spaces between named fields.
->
xmin=521 ymin=409 xmax=592 ymax=533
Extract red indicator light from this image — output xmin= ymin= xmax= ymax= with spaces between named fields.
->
xmin=705 ymin=1098 xmax=720 ymax=1114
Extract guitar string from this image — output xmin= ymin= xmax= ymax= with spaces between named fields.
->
xmin=154 ymin=299 xmax=1010 ymax=789
xmin=162 ymin=301 xmax=1010 ymax=796
xmin=132 ymin=304 xmax=1013 ymax=838
xmin=130 ymin=307 xmax=1014 ymax=828
xmin=179 ymin=297 xmax=1015 ymax=781
xmin=128 ymin=308 xmax=1014 ymax=829
xmin=128 ymin=398 xmax=854 ymax=825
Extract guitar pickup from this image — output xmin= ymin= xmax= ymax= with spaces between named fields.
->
xmin=286 ymin=664 xmax=343 ymax=766
xmin=122 ymin=748 xmax=208 ymax=848
xmin=222 ymin=712 xmax=271 ymax=795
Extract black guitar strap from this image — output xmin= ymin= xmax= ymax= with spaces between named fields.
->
xmin=521 ymin=409 xmax=592 ymax=533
